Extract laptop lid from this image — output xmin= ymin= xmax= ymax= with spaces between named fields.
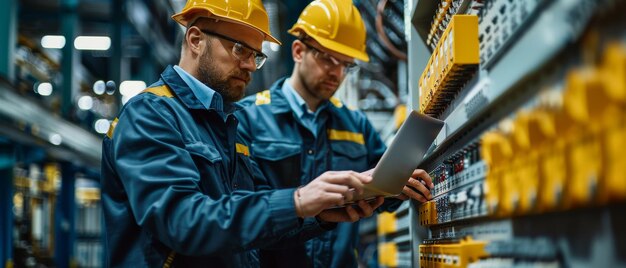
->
xmin=347 ymin=110 xmax=444 ymax=203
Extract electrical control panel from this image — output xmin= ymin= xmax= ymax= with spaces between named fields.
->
xmin=405 ymin=0 xmax=626 ymax=267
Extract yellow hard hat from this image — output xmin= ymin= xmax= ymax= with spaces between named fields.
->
xmin=172 ymin=0 xmax=281 ymax=44
xmin=288 ymin=0 xmax=369 ymax=62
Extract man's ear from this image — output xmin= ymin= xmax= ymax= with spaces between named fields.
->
xmin=185 ymin=26 xmax=205 ymax=56
xmin=292 ymin=40 xmax=306 ymax=63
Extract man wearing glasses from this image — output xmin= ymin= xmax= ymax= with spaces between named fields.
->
xmin=100 ymin=1 xmax=385 ymax=267
xmin=236 ymin=0 xmax=434 ymax=267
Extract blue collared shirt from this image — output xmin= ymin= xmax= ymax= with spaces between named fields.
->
xmin=173 ymin=65 xmax=237 ymax=117
xmin=281 ymin=78 xmax=328 ymax=137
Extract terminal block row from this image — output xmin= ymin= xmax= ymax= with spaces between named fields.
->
xmin=419 ymin=142 xmax=487 ymax=226
xmin=419 ymin=15 xmax=480 ymax=116
xmin=426 ymin=0 xmax=482 ymax=49
xmin=419 ymin=237 xmax=489 ymax=268
xmin=482 ymin=42 xmax=626 ymax=217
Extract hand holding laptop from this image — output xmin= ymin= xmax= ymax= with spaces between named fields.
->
xmin=316 ymin=167 xmax=434 ymax=222
xmin=294 ymin=170 xmax=372 ymax=218
xmin=330 ymin=111 xmax=444 ymax=206
xmin=358 ymin=167 xmax=434 ymax=202
xmin=394 ymin=169 xmax=435 ymax=203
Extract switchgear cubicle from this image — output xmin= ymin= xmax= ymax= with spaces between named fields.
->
xmin=375 ymin=0 xmax=626 ymax=267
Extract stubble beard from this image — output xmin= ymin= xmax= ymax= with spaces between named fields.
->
xmin=299 ymin=67 xmax=338 ymax=102
xmin=197 ymin=47 xmax=248 ymax=102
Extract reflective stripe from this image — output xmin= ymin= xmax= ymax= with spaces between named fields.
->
xmin=106 ymin=85 xmax=172 ymax=140
xmin=236 ymin=143 xmax=250 ymax=156
xmin=255 ymin=90 xmax=271 ymax=105
xmin=329 ymin=97 xmax=343 ymax=108
xmin=327 ymin=129 xmax=364 ymax=144
xmin=106 ymin=118 xmax=119 ymax=139
xmin=163 ymin=250 xmax=176 ymax=268
xmin=143 ymin=85 xmax=174 ymax=98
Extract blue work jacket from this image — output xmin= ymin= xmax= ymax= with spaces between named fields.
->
xmin=101 ymin=67 xmax=328 ymax=267
xmin=236 ymin=78 xmax=402 ymax=268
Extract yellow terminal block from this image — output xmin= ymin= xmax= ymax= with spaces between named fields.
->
xmin=525 ymin=109 xmax=563 ymax=212
xmin=429 ymin=201 xmax=438 ymax=225
xmin=379 ymin=242 xmax=398 ymax=267
xmin=419 ymin=15 xmax=479 ymax=116
xmin=599 ymin=43 xmax=626 ymax=103
xmin=545 ymin=108 xmax=577 ymax=210
xmin=511 ymin=112 xmax=541 ymax=215
xmin=418 ymin=201 xmax=438 ymax=226
xmin=598 ymin=42 xmax=626 ymax=203
xmin=561 ymin=69 xmax=604 ymax=208
xmin=528 ymin=110 xmax=562 ymax=209
xmin=419 ymin=237 xmax=489 ymax=268
xmin=377 ymin=212 xmax=397 ymax=236
xmin=508 ymin=109 xmax=557 ymax=214
xmin=481 ymin=131 xmax=513 ymax=216
xmin=502 ymin=133 xmax=522 ymax=216
xmin=601 ymin=124 xmax=626 ymax=203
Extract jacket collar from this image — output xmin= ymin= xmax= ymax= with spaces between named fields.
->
xmin=159 ymin=65 xmax=242 ymax=113
xmin=268 ymin=77 xmax=339 ymax=115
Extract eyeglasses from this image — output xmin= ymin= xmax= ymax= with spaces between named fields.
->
xmin=300 ymin=40 xmax=357 ymax=73
xmin=200 ymin=29 xmax=268 ymax=69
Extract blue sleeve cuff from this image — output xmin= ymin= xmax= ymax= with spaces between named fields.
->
xmin=269 ymin=189 xmax=301 ymax=235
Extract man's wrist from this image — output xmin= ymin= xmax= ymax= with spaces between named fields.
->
xmin=294 ymin=186 xmax=304 ymax=218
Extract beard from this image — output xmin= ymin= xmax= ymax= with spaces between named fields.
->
xmin=197 ymin=47 xmax=250 ymax=102
xmin=299 ymin=66 xmax=340 ymax=101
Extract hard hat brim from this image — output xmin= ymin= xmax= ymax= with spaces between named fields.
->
xmin=289 ymin=28 xmax=369 ymax=62
xmin=172 ymin=11 xmax=282 ymax=45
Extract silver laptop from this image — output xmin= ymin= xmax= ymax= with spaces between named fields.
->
xmin=344 ymin=110 xmax=444 ymax=204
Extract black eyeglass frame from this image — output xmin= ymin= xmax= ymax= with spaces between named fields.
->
xmin=199 ymin=29 xmax=268 ymax=69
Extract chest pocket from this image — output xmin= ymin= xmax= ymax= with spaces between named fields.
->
xmin=184 ymin=142 xmax=226 ymax=195
xmin=232 ymin=145 xmax=256 ymax=191
xmin=251 ymin=141 xmax=302 ymax=188
xmin=330 ymin=141 xmax=369 ymax=172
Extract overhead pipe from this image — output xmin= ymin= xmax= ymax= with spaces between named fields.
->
xmin=375 ymin=0 xmax=408 ymax=61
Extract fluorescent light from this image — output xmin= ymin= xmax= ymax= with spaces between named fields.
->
xmin=119 ymin=80 xmax=146 ymax=96
xmin=94 ymin=119 xmax=111 ymax=134
xmin=263 ymin=41 xmax=280 ymax=53
xmin=41 ymin=35 xmax=66 ymax=49
xmin=37 ymin=83 xmax=53 ymax=96
xmin=121 ymin=95 xmax=131 ymax=105
xmin=74 ymin=36 xmax=111 ymax=50
xmin=270 ymin=42 xmax=280 ymax=52
xmin=77 ymin=96 xmax=94 ymax=110
xmin=49 ymin=133 xmax=62 ymax=145
xmin=93 ymin=80 xmax=106 ymax=95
